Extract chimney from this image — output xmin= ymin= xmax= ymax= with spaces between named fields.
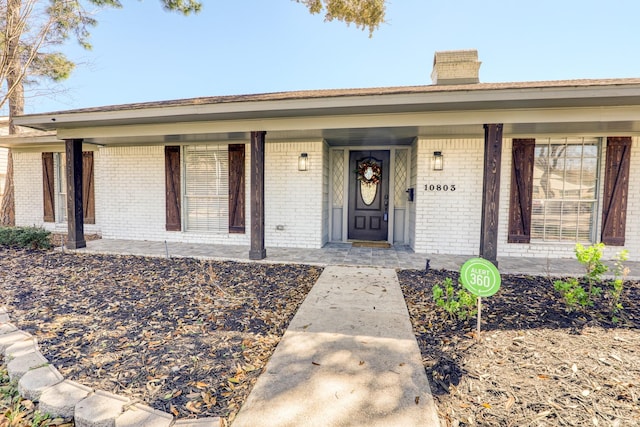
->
xmin=431 ymin=49 xmax=481 ymax=85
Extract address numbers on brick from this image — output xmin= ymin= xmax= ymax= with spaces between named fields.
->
xmin=424 ymin=184 xmax=456 ymax=192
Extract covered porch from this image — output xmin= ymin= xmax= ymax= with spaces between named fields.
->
xmin=64 ymin=237 xmax=640 ymax=280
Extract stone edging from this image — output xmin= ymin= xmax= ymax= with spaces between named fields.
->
xmin=0 ymin=306 xmax=222 ymax=427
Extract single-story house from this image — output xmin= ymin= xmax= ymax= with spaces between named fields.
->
xmin=1 ymin=50 xmax=638 ymax=262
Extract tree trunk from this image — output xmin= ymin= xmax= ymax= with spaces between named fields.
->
xmin=0 ymin=152 xmax=14 ymax=226
xmin=0 ymin=0 xmax=24 ymax=226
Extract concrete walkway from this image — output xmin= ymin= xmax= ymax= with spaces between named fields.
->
xmin=61 ymin=238 xmax=640 ymax=426
xmin=232 ymin=266 xmax=441 ymax=427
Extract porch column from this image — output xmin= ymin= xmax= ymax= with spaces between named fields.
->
xmin=479 ymin=124 xmax=503 ymax=265
xmin=249 ymin=131 xmax=267 ymax=260
xmin=65 ymin=139 xmax=86 ymax=249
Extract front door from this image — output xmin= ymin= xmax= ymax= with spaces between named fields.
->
xmin=348 ymin=150 xmax=390 ymax=241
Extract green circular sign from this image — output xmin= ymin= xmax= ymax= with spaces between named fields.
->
xmin=460 ymin=258 xmax=501 ymax=297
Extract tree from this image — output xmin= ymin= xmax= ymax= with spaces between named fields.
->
xmin=0 ymin=0 xmax=202 ymax=226
xmin=0 ymin=0 xmax=387 ymax=226
xmin=295 ymin=0 xmax=386 ymax=36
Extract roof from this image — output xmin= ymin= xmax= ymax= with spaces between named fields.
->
xmin=3 ymin=78 xmax=640 ymax=148
xmin=21 ymin=78 xmax=640 ymax=116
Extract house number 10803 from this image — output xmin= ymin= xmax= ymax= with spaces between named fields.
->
xmin=425 ymin=184 xmax=456 ymax=192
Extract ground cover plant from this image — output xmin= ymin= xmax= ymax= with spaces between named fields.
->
xmin=0 ymin=248 xmax=321 ymax=424
xmin=0 ymin=227 xmax=51 ymax=250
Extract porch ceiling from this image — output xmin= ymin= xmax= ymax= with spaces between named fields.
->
xmin=76 ymin=119 xmax=640 ymax=147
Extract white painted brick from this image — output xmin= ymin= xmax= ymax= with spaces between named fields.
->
xmin=412 ymin=136 xmax=640 ymax=262
xmin=13 ymin=151 xmax=44 ymax=227
xmin=265 ymin=140 xmax=326 ymax=248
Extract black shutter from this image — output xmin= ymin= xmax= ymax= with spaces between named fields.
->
xmin=508 ymin=139 xmax=535 ymax=243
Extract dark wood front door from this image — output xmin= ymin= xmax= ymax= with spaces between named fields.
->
xmin=348 ymin=150 xmax=390 ymax=241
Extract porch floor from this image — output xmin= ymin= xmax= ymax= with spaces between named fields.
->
xmin=69 ymin=239 xmax=640 ymax=279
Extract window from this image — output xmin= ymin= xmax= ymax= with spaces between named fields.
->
xmin=43 ymin=151 xmax=94 ymax=224
xmin=55 ymin=153 xmax=67 ymax=222
xmin=530 ymin=138 xmax=599 ymax=242
xmin=183 ymin=144 xmax=229 ymax=233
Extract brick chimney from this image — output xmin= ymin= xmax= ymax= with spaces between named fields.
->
xmin=431 ymin=49 xmax=481 ymax=85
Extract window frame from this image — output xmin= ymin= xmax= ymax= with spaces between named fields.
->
xmin=529 ymin=137 xmax=602 ymax=244
xmin=182 ymin=144 xmax=230 ymax=234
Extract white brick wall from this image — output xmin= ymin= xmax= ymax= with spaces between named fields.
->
xmin=97 ymin=145 xmax=251 ymax=245
xmin=407 ymin=136 xmax=640 ymax=262
xmin=13 ymin=151 xmax=44 ymax=228
xmin=0 ymin=147 xmax=7 ymax=195
xmin=412 ymin=138 xmax=484 ymax=255
xmin=96 ymin=146 xmax=165 ymax=240
xmin=622 ymin=137 xmax=640 ymax=259
xmin=265 ymin=140 xmax=325 ymax=248
xmin=10 ymin=135 xmax=640 ymax=259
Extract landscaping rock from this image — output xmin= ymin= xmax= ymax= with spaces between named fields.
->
xmin=39 ymin=380 xmax=93 ymax=418
xmin=4 ymin=337 xmax=38 ymax=359
xmin=173 ymin=418 xmax=222 ymax=427
xmin=74 ymin=389 xmax=130 ymax=427
xmin=0 ymin=306 xmax=8 ymax=319
xmin=18 ymin=364 xmax=63 ymax=400
xmin=0 ymin=330 xmax=30 ymax=352
xmin=6 ymin=350 xmax=48 ymax=381
xmin=116 ymin=403 xmax=173 ymax=427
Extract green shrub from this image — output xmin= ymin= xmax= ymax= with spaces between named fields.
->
xmin=432 ymin=277 xmax=477 ymax=321
xmin=0 ymin=226 xmax=52 ymax=250
xmin=554 ymin=243 xmax=605 ymax=312
xmin=554 ymin=243 xmax=630 ymax=321
xmin=553 ymin=277 xmax=596 ymax=311
xmin=609 ymin=249 xmax=629 ymax=323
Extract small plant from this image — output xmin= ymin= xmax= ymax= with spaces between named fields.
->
xmin=554 ymin=243 xmax=632 ymax=321
xmin=575 ymin=243 xmax=607 ymax=293
xmin=432 ymin=277 xmax=477 ymax=321
xmin=554 ymin=243 xmax=607 ymax=313
xmin=609 ymin=249 xmax=629 ymax=323
xmin=0 ymin=226 xmax=52 ymax=250
xmin=553 ymin=277 xmax=594 ymax=311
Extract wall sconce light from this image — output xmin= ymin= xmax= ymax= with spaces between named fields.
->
xmin=298 ymin=153 xmax=309 ymax=171
xmin=433 ymin=151 xmax=444 ymax=171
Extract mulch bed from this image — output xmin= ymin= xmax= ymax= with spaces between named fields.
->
xmin=398 ymin=269 xmax=640 ymax=427
xmin=0 ymin=248 xmax=321 ymax=424
xmin=3 ymin=247 xmax=640 ymax=426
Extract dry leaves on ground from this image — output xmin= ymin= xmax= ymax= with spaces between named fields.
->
xmin=399 ymin=269 xmax=640 ymax=427
xmin=0 ymin=248 xmax=321 ymax=423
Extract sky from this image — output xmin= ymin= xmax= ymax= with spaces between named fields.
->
xmin=18 ymin=0 xmax=640 ymax=114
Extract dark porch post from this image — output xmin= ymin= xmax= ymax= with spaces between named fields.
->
xmin=479 ymin=124 xmax=503 ymax=265
xmin=65 ymin=138 xmax=86 ymax=249
xmin=249 ymin=131 xmax=267 ymax=260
